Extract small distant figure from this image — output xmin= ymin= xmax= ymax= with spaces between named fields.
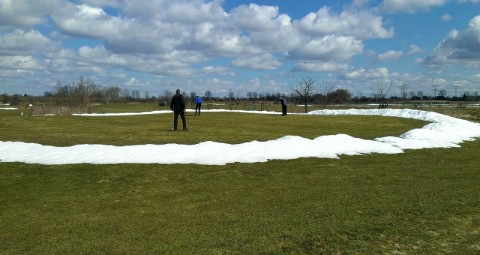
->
xmin=280 ymin=96 xmax=288 ymax=116
xmin=195 ymin=96 xmax=202 ymax=116
xmin=170 ymin=89 xmax=188 ymax=131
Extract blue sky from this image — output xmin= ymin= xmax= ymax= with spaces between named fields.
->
xmin=1 ymin=0 xmax=480 ymax=98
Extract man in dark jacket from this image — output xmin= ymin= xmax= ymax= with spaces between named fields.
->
xmin=170 ymin=89 xmax=188 ymax=131
xmin=280 ymin=96 xmax=287 ymax=116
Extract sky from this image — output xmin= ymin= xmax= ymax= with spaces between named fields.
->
xmin=1 ymin=0 xmax=480 ymax=98
xmin=1 ymin=108 xmax=480 ymax=165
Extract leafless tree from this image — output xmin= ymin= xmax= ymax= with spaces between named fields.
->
xmin=438 ymin=89 xmax=447 ymax=97
xmin=163 ymin=89 xmax=173 ymax=106
xmin=372 ymin=81 xmax=392 ymax=101
xmin=399 ymin=82 xmax=408 ymax=101
xmin=53 ymin=77 xmax=96 ymax=109
xmin=121 ymin=88 xmax=130 ymax=101
xmin=228 ymin=88 xmax=235 ymax=102
xmin=103 ymin=86 xmax=121 ymax=103
xmin=293 ymin=76 xmax=317 ymax=113
xmin=204 ymin=90 xmax=212 ymax=100
xmin=318 ymin=81 xmax=336 ymax=108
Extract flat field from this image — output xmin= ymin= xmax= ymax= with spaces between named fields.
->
xmin=1 ymin=104 xmax=479 ymax=254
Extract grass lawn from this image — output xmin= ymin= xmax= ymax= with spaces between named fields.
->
xmin=1 ymin=105 xmax=479 ymax=254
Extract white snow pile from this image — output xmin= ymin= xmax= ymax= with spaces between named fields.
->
xmin=1 ymin=109 xmax=479 ymax=165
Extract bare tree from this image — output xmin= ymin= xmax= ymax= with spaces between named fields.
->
xmin=399 ymin=81 xmax=408 ymax=107
xmin=103 ymin=86 xmax=121 ymax=103
xmin=121 ymin=88 xmax=130 ymax=101
xmin=318 ymin=81 xmax=336 ymax=108
xmin=228 ymin=88 xmax=235 ymax=102
xmin=204 ymin=90 xmax=212 ymax=100
xmin=145 ymin=91 xmax=150 ymax=101
xmin=293 ymin=76 xmax=317 ymax=113
xmin=372 ymin=81 xmax=392 ymax=101
xmin=189 ymin=91 xmax=196 ymax=108
xmin=399 ymin=82 xmax=408 ymax=101
xmin=438 ymin=89 xmax=447 ymax=98
xmin=163 ymin=89 xmax=173 ymax=106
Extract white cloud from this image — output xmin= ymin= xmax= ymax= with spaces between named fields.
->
xmin=421 ymin=15 xmax=480 ymax=69
xmin=376 ymin=50 xmax=403 ymax=62
xmin=380 ymin=0 xmax=448 ymax=13
xmin=202 ymin=66 xmax=235 ymax=76
xmin=293 ymin=62 xmax=349 ymax=72
xmin=441 ymin=14 xmax=453 ymax=21
xmin=230 ymin=4 xmax=281 ymax=31
xmin=0 ymin=29 xmax=52 ymax=55
xmin=232 ymin=53 xmax=282 ymax=70
xmin=0 ymin=55 xmax=40 ymax=70
xmin=0 ymin=69 xmax=34 ymax=78
xmin=287 ymin=35 xmax=363 ymax=61
xmin=339 ymin=68 xmax=390 ymax=81
xmin=52 ymin=3 xmax=137 ymax=40
xmin=297 ymin=7 xmax=394 ymax=39
xmin=0 ymin=0 xmax=66 ymax=26
xmin=408 ymin=44 xmax=423 ymax=55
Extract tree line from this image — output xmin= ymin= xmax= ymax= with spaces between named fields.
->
xmin=2 ymin=76 xmax=478 ymax=111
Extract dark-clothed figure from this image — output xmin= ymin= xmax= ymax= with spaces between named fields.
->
xmin=170 ymin=89 xmax=188 ymax=131
xmin=195 ymin=96 xmax=202 ymax=116
xmin=280 ymin=97 xmax=287 ymax=116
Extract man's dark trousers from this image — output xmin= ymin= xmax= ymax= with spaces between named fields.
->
xmin=174 ymin=111 xmax=187 ymax=130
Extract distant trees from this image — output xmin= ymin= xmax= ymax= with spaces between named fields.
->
xmin=328 ymin=89 xmax=351 ymax=104
xmin=317 ymin=81 xmax=335 ymax=108
xmin=53 ymin=77 xmax=97 ymax=109
xmin=103 ymin=86 xmax=121 ymax=103
xmin=4 ymin=75 xmax=480 ymax=115
xmin=204 ymin=90 xmax=212 ymax=100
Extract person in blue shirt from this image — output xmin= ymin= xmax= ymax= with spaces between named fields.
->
xmin=195 ymin=96 xmax=202 ymax=116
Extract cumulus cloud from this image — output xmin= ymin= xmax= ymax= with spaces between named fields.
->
xmin=421 ymin=15 xmax=480 ymax=69
xmin=0 ymin=29 xmax=52 ymax=55
xmin=0 ymin=0 xmax=65 ymax=26
xmin=0 ymin=56 xmax=41 ymax=70
xmin=232 ymin=53 xmax=282 ymax=70
xmin=1 ymin=0 xmax=393 ymax=76
xmin=441 ymin=14 xmax=453 ymax=21
xmin=52 ymin=3 xmax=136 ymax=40
xmin=293 ymin=62 xmax=349 ymax=72
xmin=380 ymin=0 xmax=448 ymax=13
xmin=287 ymin=35 xmax=363 ymax=61
xmin=339 ymin=68 xmax=390 ymax=81
xmin=0 ymin=0 xmax=405 ymax=96
xmin=230 ymin=4 xmax=281 ymax=31
xmin=408 ymin=44 xmax=423 ymax=55
xmin=297 ymin=6 xmax=394 ymax=39
xmin=375 ymin=50 xmax=403 ymax=62
xmin=202 ymin=66 xmax=235 ymax=76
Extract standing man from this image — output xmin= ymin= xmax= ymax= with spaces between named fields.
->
xmin=195 ymin=96 xmax=202 ymax=116
xmin=280 ymin=96 xmax=288 ymax=116
xmin=170 ymin=89 xmax=188 ymax=131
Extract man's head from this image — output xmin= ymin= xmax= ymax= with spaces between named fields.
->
xmin=176 ymin=89 xmax=181 ymax=94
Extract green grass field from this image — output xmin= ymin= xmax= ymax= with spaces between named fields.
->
xmin=1 ymin=104 xmax=479 ymax=254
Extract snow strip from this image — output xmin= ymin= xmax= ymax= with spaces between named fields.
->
xmin=1 ymin=109 xmax=479 ymax=165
